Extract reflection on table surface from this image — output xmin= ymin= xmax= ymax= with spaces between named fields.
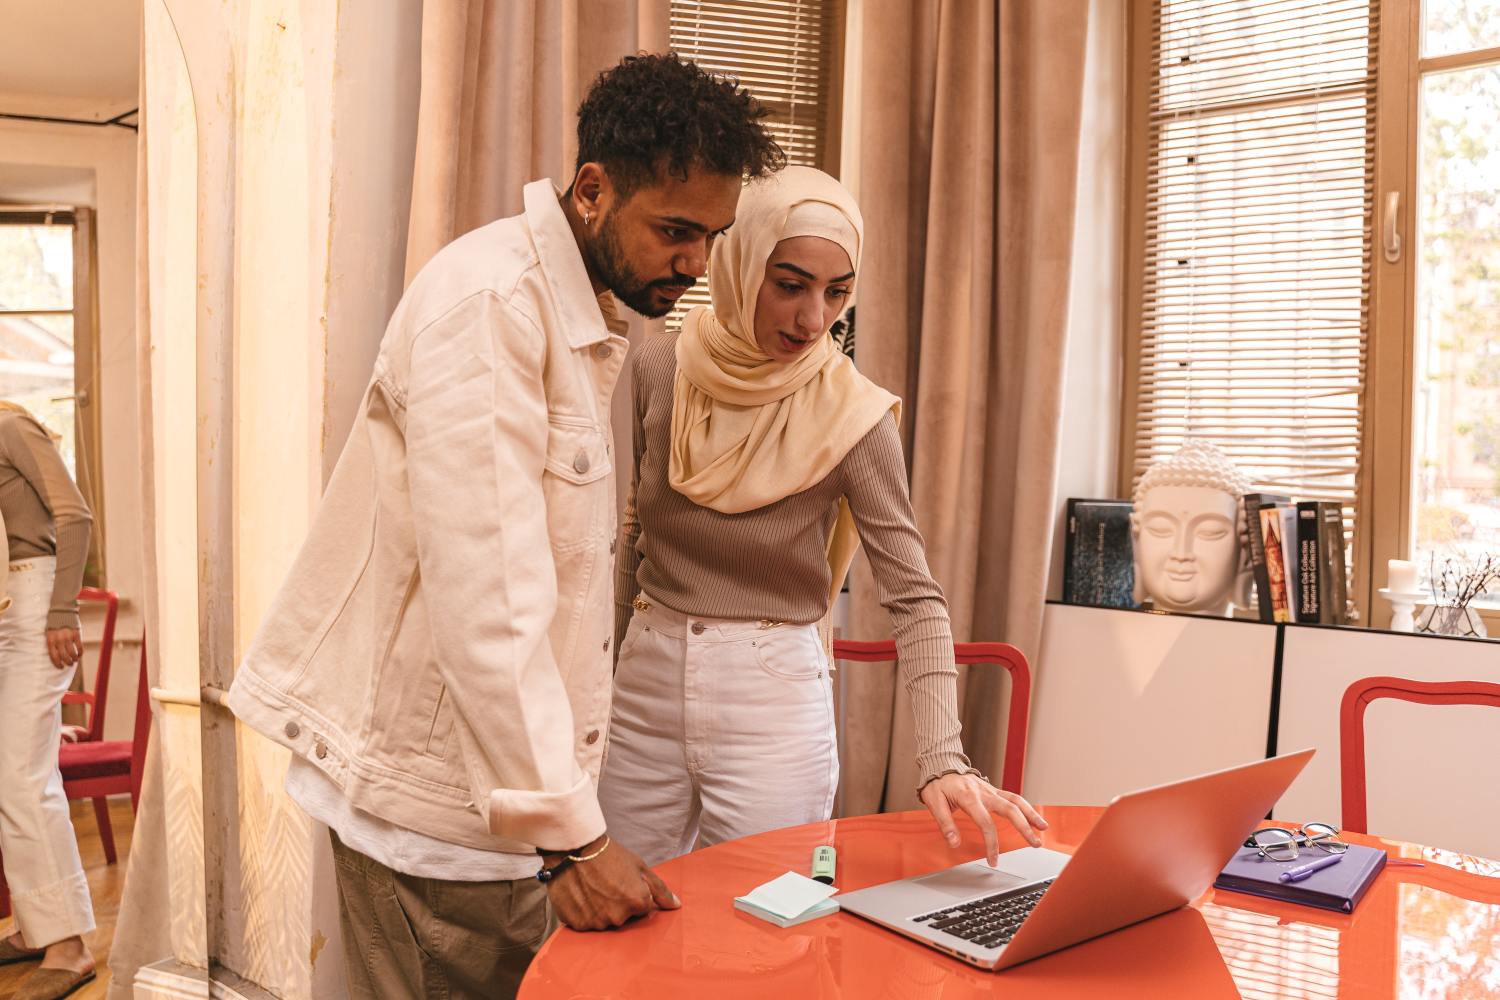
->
xmin=519 ymin=808 xmax=1500 ymax=1000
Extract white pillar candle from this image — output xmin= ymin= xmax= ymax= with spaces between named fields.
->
xmin=1388 ymin=558 xmax=1418 ymax=593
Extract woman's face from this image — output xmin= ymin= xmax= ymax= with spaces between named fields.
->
xmin=751 ymin=236 xmax=854 ymax=363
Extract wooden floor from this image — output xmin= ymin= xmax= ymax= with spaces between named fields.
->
xmin=0 ymin=797 xmax=135 ymax=999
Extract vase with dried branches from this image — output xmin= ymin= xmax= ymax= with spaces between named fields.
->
xmin=1415 ymin=553 xmax=1499 ymax=639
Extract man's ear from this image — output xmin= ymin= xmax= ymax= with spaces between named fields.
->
xmin=571 ymin=162 xmax=613 ymax=221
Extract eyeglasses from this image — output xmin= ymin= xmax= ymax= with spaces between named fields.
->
xmin=1244 ymin=822 xmax=1349 ymax=862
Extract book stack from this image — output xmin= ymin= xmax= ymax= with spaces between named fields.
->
xmin=1245 ymin=495 xmax=1350 ymax=625
xmin=1061 ymin=499 xmax=1137 ymax=609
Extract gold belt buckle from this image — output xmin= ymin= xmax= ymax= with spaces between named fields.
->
xmin=757 ymin=619 xmax=786 ymax=629
xmin=633 ymin=596 xmax=651 ymax=612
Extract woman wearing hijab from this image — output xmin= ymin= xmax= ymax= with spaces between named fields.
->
xmin=598 ymin=167 xmax=1046 ymax=867
xmin=0 ymin=402 xmax=96 ymax=1000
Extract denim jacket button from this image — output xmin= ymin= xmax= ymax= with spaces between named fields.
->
xmin=285 ymin=721 xmax=301 ymax=740
xmin=573 ymin=451 xmax=590 ymax=474
xmin=585 ymin=729 xmax=600 ymax=745
xmin=594 ymin=343 xmax=614 ymax=360
xmin=315 ymin=740 xmax=329 ymax=760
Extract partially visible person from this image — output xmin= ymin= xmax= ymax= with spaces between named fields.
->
xmin=226 ymin=53 xmax=784 ymax=1000
xmin=600 ymin=167 xmax=1047 ymax=869
xmin=0 ymin=402 xmax=97 ymax=1000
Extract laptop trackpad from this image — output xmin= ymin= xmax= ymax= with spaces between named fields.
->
xmin=915 ymin=866 xmax=1031 ymax=899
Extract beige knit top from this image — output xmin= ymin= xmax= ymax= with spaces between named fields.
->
xmin=614 ymin=333 xmax=972 ymax=786
xmin=0 ymin=411 xmax=93 ymax=630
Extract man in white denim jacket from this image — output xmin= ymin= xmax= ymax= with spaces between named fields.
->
xmin=226 ymin=54 xmax=784 ymax=998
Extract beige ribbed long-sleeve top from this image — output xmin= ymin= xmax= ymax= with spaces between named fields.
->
xmin=0 ymin=411 xmax=93 ymax=630
xmin=614 ymin=334 xmax=972 ymax=786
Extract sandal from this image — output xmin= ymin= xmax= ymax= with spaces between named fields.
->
xmin=13 ymin=966 xmax=98 ymax=999
xmin=0 ymin=936 xmax=45 ymax=966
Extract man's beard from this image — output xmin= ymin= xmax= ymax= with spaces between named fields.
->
xmin=585 ymin=212 xmax=695 ymax=318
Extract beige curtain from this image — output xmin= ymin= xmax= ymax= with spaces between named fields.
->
xmin=405 ymin=0 xmax=671 ymax=508
xmin=840 ymin=0 xmax=1100 ymax=814
xmin=405 ymin=0 xmax=670 ymax=280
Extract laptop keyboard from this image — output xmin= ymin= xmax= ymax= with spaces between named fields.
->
xmin=911 ymin=879 xmax=1055 ymax=950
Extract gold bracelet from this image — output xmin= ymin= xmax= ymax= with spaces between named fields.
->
xmin=568 ymin=836 xmax=611 ymax=863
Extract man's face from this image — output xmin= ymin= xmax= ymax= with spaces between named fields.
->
xmin=583 ymin=166 xmax=742 ymax=318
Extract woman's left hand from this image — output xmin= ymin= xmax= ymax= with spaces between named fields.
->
xmin=46 ymin=627 xmax=83 ymax=669
xmin=919 ymin=772 xmax=1048 ymax=867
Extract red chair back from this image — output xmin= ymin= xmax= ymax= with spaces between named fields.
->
xmin=831 ymin=639 xmax=1032 ymax=795
xmin=1339 ymin=676 xmax=1500 ymax=834
xmin=61 ymin=586 xmax=120 ymax=742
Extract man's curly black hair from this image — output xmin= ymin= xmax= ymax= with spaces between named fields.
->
xmin=574 ymin=52 xmax=786 ymax=198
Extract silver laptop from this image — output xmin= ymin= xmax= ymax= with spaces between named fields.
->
xmin=837 ymin=749 xmax=1314 ymax=970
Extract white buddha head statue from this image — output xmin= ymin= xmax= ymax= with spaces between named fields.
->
xmin=1131 ymin=441 xmax=1252 ymax=615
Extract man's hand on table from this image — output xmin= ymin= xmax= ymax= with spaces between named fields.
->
xmin=542 ymin=833 xmax=681 ymax=931
xmin=919 ymin=772 xmax=1049 ymax=867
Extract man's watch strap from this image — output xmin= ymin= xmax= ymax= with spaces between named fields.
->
xmin=535 ymin=855 xmax=576 ymax=883
xmin=535 ymin=835 xmax=611 ymax=883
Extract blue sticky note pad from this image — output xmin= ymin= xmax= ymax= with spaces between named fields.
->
xmin=734 ymin=872 xmax=840 ymax=927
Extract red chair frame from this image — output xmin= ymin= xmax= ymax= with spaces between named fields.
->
xmin=57 ymin=588 xmax=125 ymax=864
xmin=1339 ymin=675 xmax=1500 ymax=834
xmin=832 ymin=639 xmax=1032 ymax=795
xmin=61 ymin=588 xmax=120 ymax=743
xmin=59 ymin=640 xmax=152 ymax=862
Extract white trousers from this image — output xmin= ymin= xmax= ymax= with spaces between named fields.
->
xmin=0 ymin=557 xmax=95 ymax=946
xmin=597 ymin=595 xmax=839 ymax=867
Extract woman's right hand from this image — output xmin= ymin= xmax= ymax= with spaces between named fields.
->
xmin=46 ymin=626 xmax=83 ymax=669
xmin=919 ymin=772 xmax=1048 ymax=867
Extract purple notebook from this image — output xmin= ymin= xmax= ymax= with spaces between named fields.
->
xmin=1213 ymin=843 xmax=1386 ymax=914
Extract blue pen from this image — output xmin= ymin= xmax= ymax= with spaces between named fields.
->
xmin=1279 ymin=853 xmax=1343 ymax=883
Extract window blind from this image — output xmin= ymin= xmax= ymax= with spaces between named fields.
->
xmin=666 ymin=0 xmax=843 ymax=327
xmin=1131 ymin=0 xmax=1379 ymax=527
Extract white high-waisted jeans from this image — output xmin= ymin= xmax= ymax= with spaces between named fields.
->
xmin=597 ymin=594 xmax=839 ymax=867
xmin=0 ymin=556 xmax=95 ymax=946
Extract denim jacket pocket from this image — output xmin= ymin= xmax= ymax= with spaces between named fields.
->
xmin=543 ymin=418 xmax=611 ymax=556
xmin=543 ymin=417 xmax=611 ymax=485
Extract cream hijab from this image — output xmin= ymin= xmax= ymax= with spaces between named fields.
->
xmin=670 ymin=166 xmax=899 ymax=611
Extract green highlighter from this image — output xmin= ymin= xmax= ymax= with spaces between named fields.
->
xmin=811 ymin=845 xmax=836 ymax=885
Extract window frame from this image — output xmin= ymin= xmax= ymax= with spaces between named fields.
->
xmin=73 ymin=206 xmax=106 ymax=586
xmin=664 ymin=0 xmax=847 ymax=330
xmin=1119 ymin=0 xmax=1381 ymax=612
xmin=1366 ymin=0 xmax=1500 ymax=634
xmin=1122 ymin=0 xmax=1500 ymax=636
xmin=0 ymin=205 xmax=105 ymax=585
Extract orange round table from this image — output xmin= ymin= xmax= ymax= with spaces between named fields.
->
xmin=518 ymin=807 xmax=1500 ymax=999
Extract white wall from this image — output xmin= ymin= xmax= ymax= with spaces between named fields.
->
xmin=1276 ymin=626 xmax=1500 ymax=860
xmin=1048 ymin=0 xmax=1127 ymax=600
xmin=0 ymin=118 xmax=144 ymax=740
xmin=1026 ymin=603 xmax=1277 ymax=806
xmin=1031 ymin=603 xmax=1500 ymax=860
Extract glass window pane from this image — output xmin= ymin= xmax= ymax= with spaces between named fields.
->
xmin=0 ymin=312 xmax=76 ymax=477
xmin=1410 ymin=62 xmax=1500 ymax=607
xmin=0 ymin=224 xmax=74 ymax=312
xmin=1422 ymin=1 xmax=1500 ymax=59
